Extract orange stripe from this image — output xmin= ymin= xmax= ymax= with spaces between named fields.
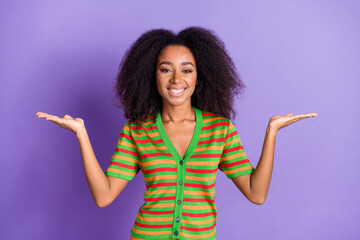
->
xmin=123 ymin=125 xmax=130 ymax=132
xmin=184 ymin=189 xmax=215 ymax=197
xmin=224 ymin=165 xmax=253 ymax=175
xmin=142 ymin=203 xmax=175 ymax=209
xmin=112 ymin=154 xmax=139 ymax=163
xmin=180 ymin=228 xmax=216 ymax=238
xmin=144 ymin=189 xmax=176 ymax=196
xmin=182 ymin=217 xmax=217 ymax=225
xmin=186 ymin=161 xmax=219 ymax=166
xmin=199 ymin=129 xmax=226 ymax=138
xmin=183 ymin=204 xmax=217 ymax=210
xmin=107 ymin=167 xmax=135 ymax=177
xmin=117 ymin=141 xmax=136 ymax=149
xmin=136 ymin=213 xmax=173 ymax=222
xmin=203 ymin=117 xmax=226 ymax=123
xmin=132 ymin=227 xmax=172 ymax=235
xmin=130 ymin=237 xmax=175 ymax=240
xmin=132 ymin=132 xmax=159 ymax=137
xmin=224 ymin=138 xmax=241 ymax=147
xmin=221 ymin=152 xmax=246 ymax=161
xmin=138 ymin=120 xmax=155 ymax=126
xmin=194 ymin=145 xmax=224 ymax=152
xmin=185 ymin=175 xmax=217 ymax=182
xmin=142 ymin=159 xmax=176 ymax=167
xmin=138 ymin=145 xmax=168 ymax=151
xmin=144 ymin=175 xmax=177 ymax=182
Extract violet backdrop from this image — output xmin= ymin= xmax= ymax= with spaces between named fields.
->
xmin=1 ymin=0 xmax=359 ymax=239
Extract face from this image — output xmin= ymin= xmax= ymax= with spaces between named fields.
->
xmin=156 ymin=45 xmax=197 ymax=108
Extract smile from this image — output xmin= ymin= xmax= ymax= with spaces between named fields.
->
xmin=168 ymin=88 xmax=186 ymax=96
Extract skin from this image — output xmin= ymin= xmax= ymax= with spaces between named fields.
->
xmin=35 ymin=45 xmax=318 ymax=207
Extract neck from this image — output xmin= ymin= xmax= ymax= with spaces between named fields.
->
xmin=161 ymin=104 xmax=195 ymax=122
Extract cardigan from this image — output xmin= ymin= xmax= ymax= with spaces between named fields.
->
xmin=105 ymin=106 xmax=254 ymax=240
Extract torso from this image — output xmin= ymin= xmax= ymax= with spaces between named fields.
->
xmin=162 ymin=120 xmax=196 ymax=159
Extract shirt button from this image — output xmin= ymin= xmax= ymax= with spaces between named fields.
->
xmin=175 ymin=217 xmax=180 ymax=222
xmin=174 ymin=231 xmax=178 ymax=236
xmin=177 ymin=200 xmax=182 ymax=205
xmin=179 ymin=160 xmax=183 ymax=165
xmin=178 ymin=180 xmax=183 ymax=185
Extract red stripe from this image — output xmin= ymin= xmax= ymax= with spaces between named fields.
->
xmin=185 ymin=182 xmax=215 ymax=189
xmin=143 ymin=167 xmax=177 ymax=175
xmin=222 ymin=145 xmax=244 ymax=154
xmin=202 ymin=122 xmax=229 ymax=131
xmin=109 ymin=161 xmax=138 ymax=170
xmin=183 ymin=198 xmax=215 ymax=203
xmin=190 ymin=154 xmax=221 ymax=159
xmin=145 ymin=196 xmax=176 ymax=202
xmin=220 ymin=159 xmax=250 ymax=168
xmin=130 ymin=125 xmax=158 ymax=131
xmin=186 ymin=168 xmax=218 ymax=174
xmin=197 ymin=138 xmax=225 ymax=145
xmin=182 ymin=212 xmax=217 ymax=217
xmin=146 ymin=182 xmax=177 ymax=189
xmin=134 ymin=139 xmax=163 ymax=144
xmin=115 ymin=148 xmax=139 ymax=157
xmin=181 ymin=223 xmax=216 ymax=232
xmin=225 ymin=130 xmax=238 ymax=140
xmin=141 ymin=152 xmax=172 ymax=159
xmin=120 ymin=132 xmax=133 ymax=141
xmin=139 ymin=209 xmax=174 ymax=215
xmin=135 ymin=221 xmax=172 ymax=229
xmin=202 ymin=112 xmax=217 ymax=117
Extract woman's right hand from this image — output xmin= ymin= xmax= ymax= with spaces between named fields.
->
xmin=36 ymin=112 xmax=85 ymax=134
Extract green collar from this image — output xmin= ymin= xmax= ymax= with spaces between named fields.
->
xmin=156 ymin=106 xmax=203 ymax=161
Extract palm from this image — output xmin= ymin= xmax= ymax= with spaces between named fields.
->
xmin=36 ymin=112 xmax=85 ymax=134
xmin=269 ymin=112 xmax=318 ymax=131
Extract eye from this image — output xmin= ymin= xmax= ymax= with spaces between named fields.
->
xmin=160 ymin=68 xmax=171 ymax=73
xmin=183 ymin=69 xmax=193 ymax=73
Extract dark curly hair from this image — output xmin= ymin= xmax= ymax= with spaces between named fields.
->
xmin=113 ymin=26 xmax=245 ymax=122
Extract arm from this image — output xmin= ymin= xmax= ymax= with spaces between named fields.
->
xmin=36 ymin=112 xmax=129 ymax=207
xmin=231 ymin=112 xmax=318 ymax=205
xmin=76 ymin=127 xmax=129 ymax=207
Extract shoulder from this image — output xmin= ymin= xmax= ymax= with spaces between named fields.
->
xmin=125 ymin=113 xmax=157 ymax=131
xmin=197 ymin=108 xmax=232 ymax=126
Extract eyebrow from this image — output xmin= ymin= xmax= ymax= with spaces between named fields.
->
xmin=159 ymin=61 xmax=195 ymax=67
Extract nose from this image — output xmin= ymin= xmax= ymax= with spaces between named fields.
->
xmin=170 ymin=70 xmax=182 ymax=83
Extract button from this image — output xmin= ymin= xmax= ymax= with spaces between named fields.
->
xmin=180 ymin=160 xmax=183 ymax=165
xmin=177 ymin=200 xmax=182 ymax=205
xmin=175 ymin=217 xmax=180 ymax=222
xmin=178 ymin=180 xmax=183 ymax=185
xmin=174 ymin=231 xmax=178 ymax=236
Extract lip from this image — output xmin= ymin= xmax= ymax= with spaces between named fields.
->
xmin=167 ymin=87 xmax=186 ymax=96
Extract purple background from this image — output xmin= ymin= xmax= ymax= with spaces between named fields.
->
xmin=1 ymin=1 xmax=359 ymax=239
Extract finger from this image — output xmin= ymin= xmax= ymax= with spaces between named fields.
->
xmin=64 ymin=114 xmax=73 ymax=120
xmin=37 ymin=113 xmax=59 ymax=119
xmin=294 ymin=113 xmax=318 ymax=119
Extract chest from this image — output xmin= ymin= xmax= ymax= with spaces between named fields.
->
xmin=162 ymin=121 xmax=196 ymax=159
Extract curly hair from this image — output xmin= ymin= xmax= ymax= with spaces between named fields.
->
xmin=113 ymin=26 xmax=245 ymax=122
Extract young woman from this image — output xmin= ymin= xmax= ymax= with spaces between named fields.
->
xmin=36 ymin=27 xmax=317 ymax=240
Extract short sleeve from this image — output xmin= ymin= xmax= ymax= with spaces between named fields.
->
xmin=218 ymin=120 xmax=254 ymax=179
xmin=105 ymin=121 xmax=141 ymax=181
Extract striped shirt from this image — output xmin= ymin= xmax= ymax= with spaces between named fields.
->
xmin=105 ymin=106 xmax=254 ymax=240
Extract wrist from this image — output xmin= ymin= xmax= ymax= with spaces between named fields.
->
xmin=266 ymin=125 xmax=278 ymax=135
xmin=76 ymin=125 xmax=87 ymax=138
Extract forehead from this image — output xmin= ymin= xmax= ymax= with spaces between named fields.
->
xmin=157 ymin=45 xmax=196 ymax=64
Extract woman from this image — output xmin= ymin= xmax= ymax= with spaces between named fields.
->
xmin=36 ymin=27 xmax=317 ymax=240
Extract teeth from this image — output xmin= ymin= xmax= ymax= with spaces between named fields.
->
xmin=169 ymin=88 xmax=185 ymax=93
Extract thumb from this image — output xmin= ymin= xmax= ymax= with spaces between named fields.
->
xmin=64 ymin=114 xmax=73 ymax=120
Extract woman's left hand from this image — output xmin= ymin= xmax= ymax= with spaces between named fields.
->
xmin=268 ymin=112 xmax=318 ymax=132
